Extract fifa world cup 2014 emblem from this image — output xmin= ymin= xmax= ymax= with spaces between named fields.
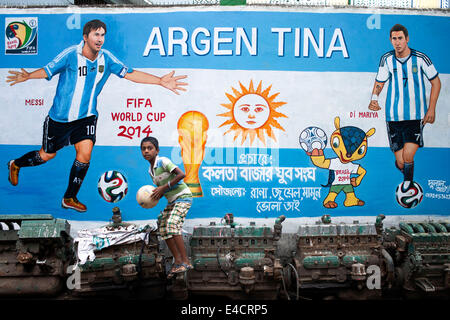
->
xmin=177 ymin=111 xmax=209 ymax=197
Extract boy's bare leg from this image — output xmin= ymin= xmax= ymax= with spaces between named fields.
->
xmin=173 ymin=234 xmax=189 ymax=265
xmin=165 ymin=237 xmax=181 ymax=264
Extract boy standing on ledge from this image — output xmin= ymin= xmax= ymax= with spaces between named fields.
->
xmin=140 ymin=136 xmax=193 ymax=277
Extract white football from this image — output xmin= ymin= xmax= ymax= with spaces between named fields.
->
xmin=136 ymin=185 xmax=159 ymax=209
xmin=299 ymin=126 xmax=327 ymax=153
xmin=97 ymin=170 xmax=128 ymax=203
xmin=395 ymin=181 xmax=423 ymax=209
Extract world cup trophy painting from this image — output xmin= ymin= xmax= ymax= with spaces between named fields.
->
xmin=177 ymin=111 xmax=209 ymax=197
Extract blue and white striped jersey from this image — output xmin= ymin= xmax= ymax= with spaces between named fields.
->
xmin=376 ymin=49 xmax=438 ymax=122
xmin=43 ymin=41 xmax=133 ymax=123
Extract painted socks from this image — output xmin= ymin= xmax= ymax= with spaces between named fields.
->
xmin=64 ymin=159 xmax=90 ymax=199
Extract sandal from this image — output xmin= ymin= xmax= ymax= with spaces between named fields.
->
xmin=167 ymin=263 xmax=193 ymax=279
xmin=171 ymin=263 xmax=188 ymax=274
xmin=183 ymin=263 xmax=194 ymax=270
xmin=166 ymin=264 xmax=179 ymax=279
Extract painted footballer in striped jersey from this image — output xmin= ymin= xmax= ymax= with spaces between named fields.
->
xmin=44 ymin=41 xmax=132 ymax=122
xmin=368 ymin=24 xmax=441 ymax=199
xmin=6 ymin=19 xmax=188 ymax=213
xmin=375 ymin=49 xmax=438 ymax=122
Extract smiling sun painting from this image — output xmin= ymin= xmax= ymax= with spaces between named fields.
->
xmin=218 ymin=80 xmax=287 ymax=146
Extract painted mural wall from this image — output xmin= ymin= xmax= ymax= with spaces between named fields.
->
xmin=0 ymin=7 xmax=449 ymax=223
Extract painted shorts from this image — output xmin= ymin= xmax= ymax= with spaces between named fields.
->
xmin=330 ymin=184 xmax=354 ymax=194
xmin=157 ymin=201 xmax=191 ymax=240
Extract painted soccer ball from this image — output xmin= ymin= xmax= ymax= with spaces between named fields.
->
xmin=136 ymin=185 xmax=159 ymax=209
xmin=97 ymin=170 xmax=128 ymax=203
xmin=395 ymin=181 xmax=423 ymax=209
xmin=299 ymin=126 xmax=327 ymax=153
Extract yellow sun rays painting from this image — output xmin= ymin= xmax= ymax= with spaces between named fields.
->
xmin=218 ymin=80 xmax=287 ymax=146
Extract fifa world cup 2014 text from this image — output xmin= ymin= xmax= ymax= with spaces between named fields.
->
xmin=111 ymin=112 xmax=166 ymax=122
xmin=126 ymin=98 xmax=153 ymax=108
xmin=118 ymin=125 xmax=153 ymax=140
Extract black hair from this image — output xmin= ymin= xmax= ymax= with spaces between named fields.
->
xmin=83 ymin=19 xmax=107 ymax=36
xmin=390 ymin=24 xmax=408 ymax=38
xmin=141 ymin=136 xmax=159 ymax=150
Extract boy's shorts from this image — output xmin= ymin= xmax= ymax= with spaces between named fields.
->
xmin=42 ymin=115 xmax=97 ymax=153
xmin=386 ymin=120 xmax=423 ymax=153
xmin=157 ymin=201 xmax=192 ymax=240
